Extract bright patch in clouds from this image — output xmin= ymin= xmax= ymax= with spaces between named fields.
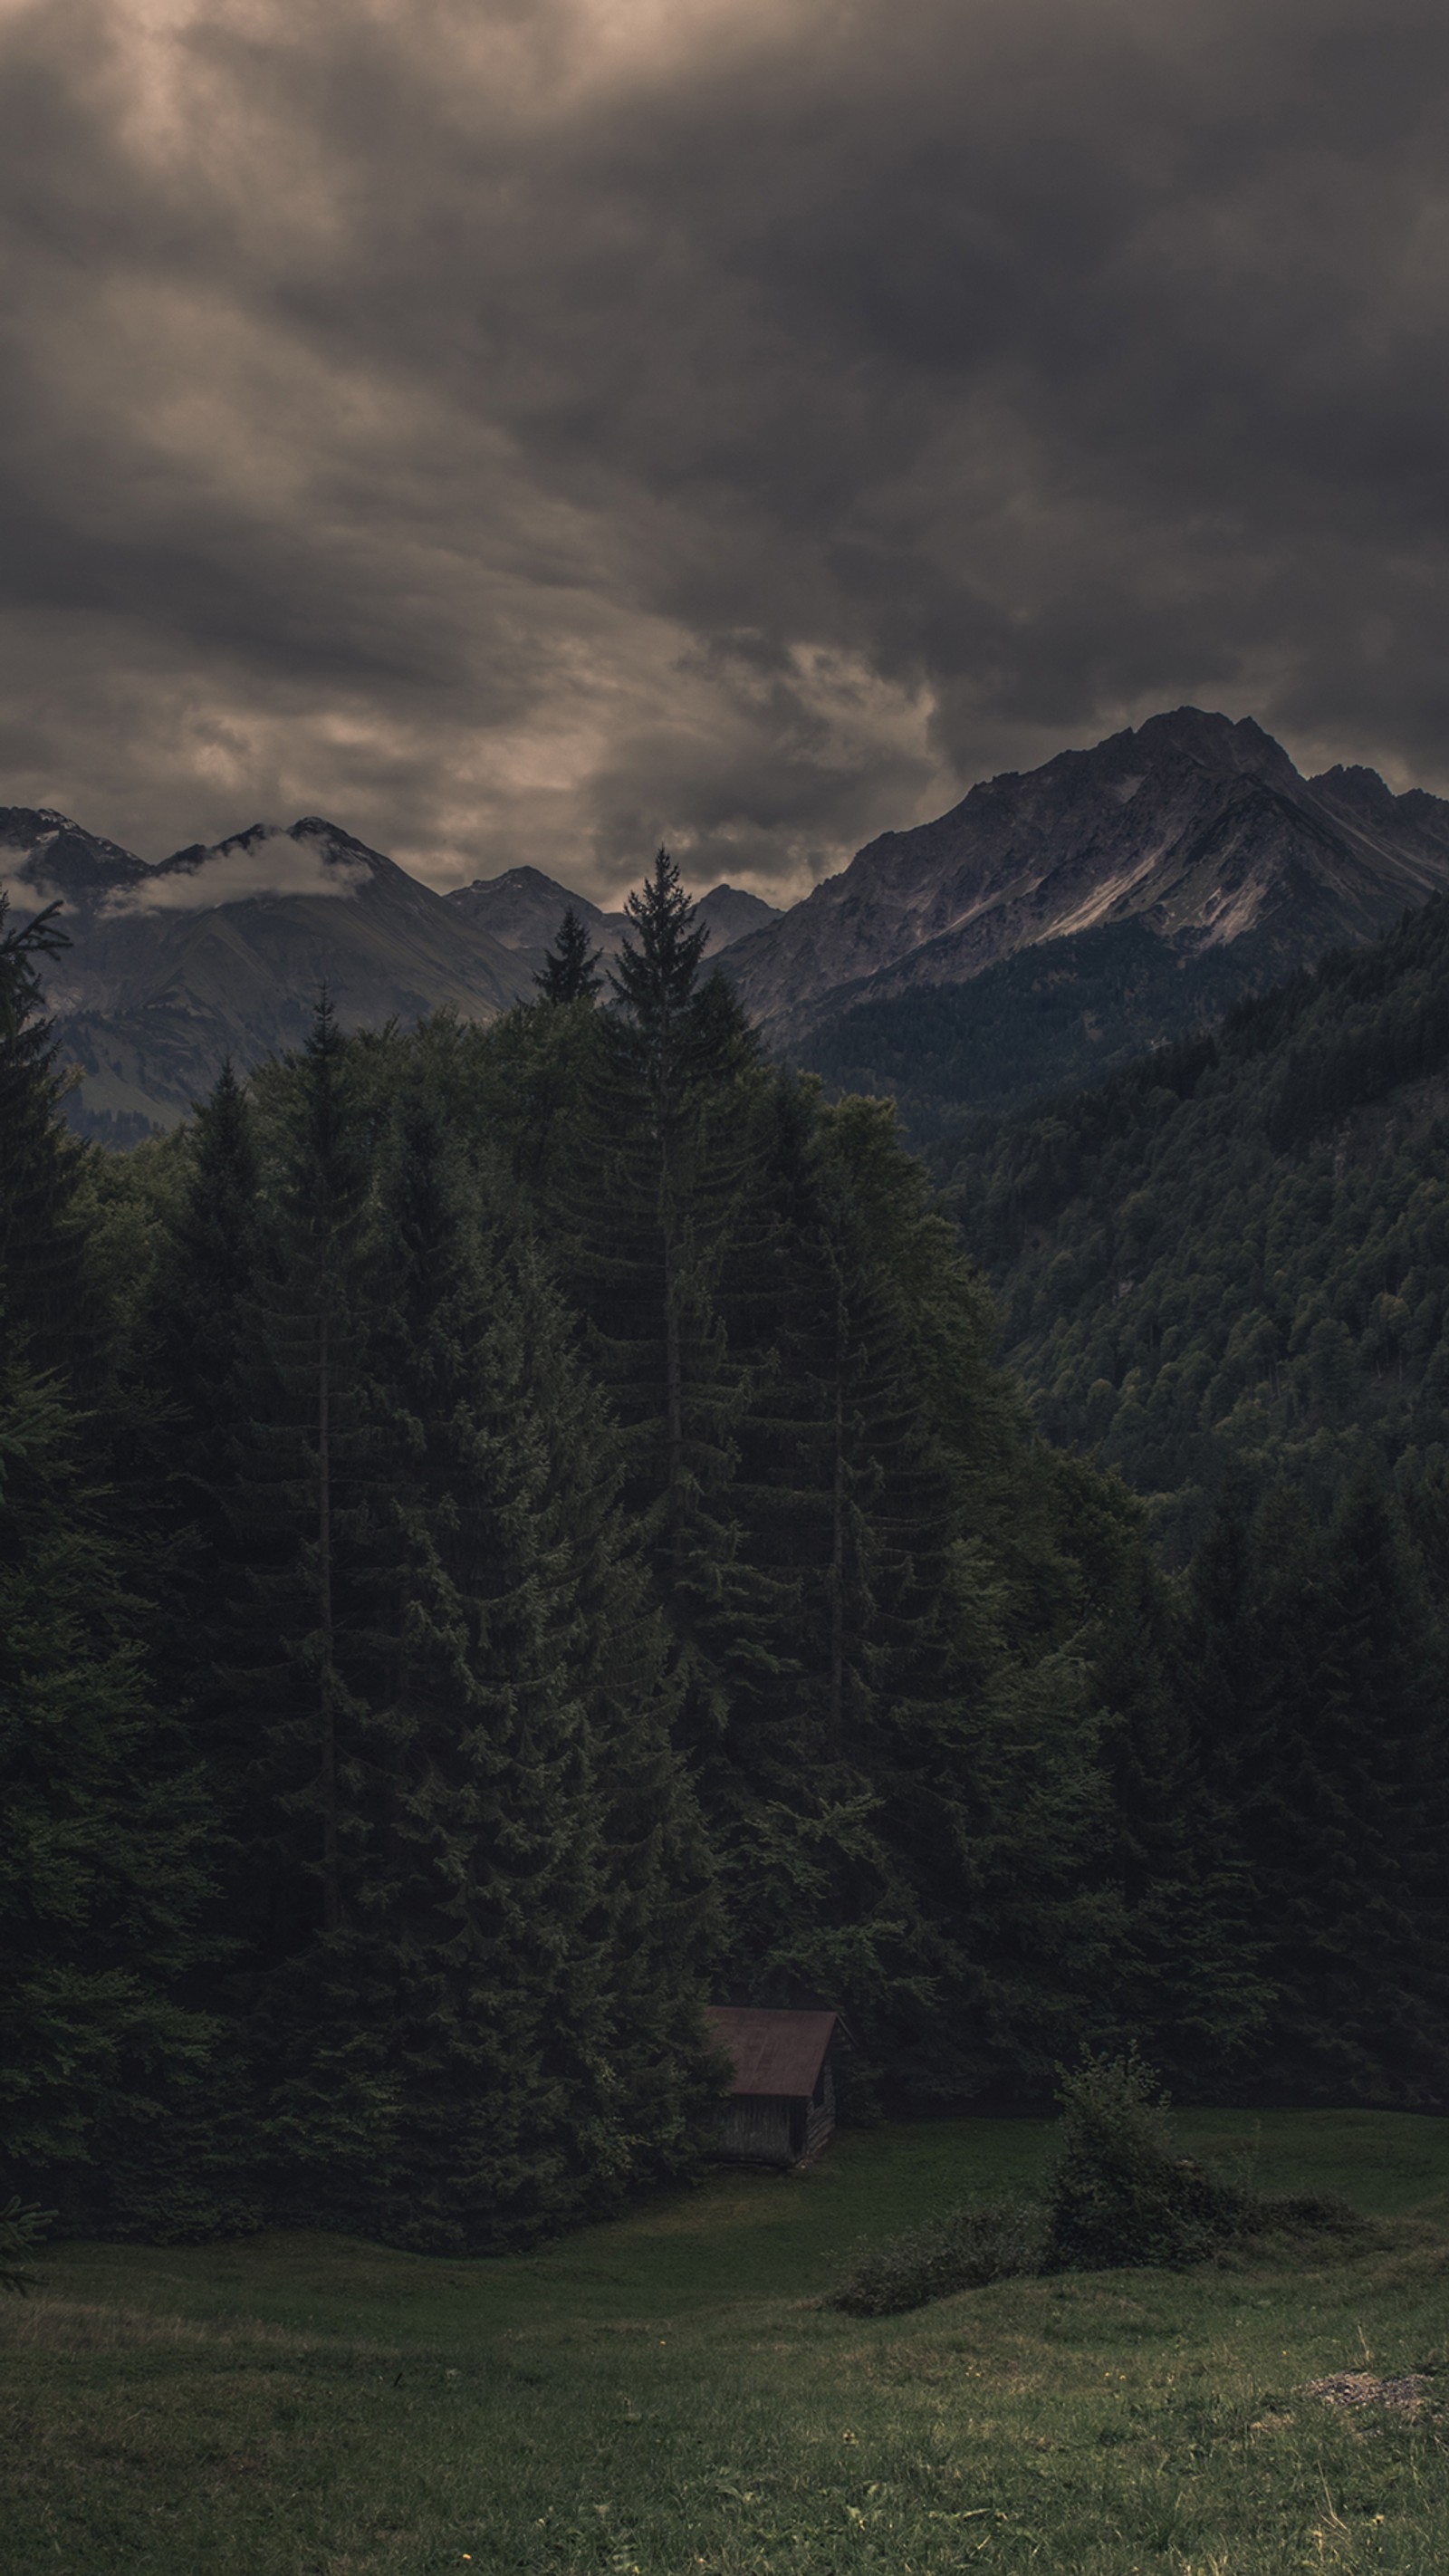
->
xmin=1 ymin=0 xmax=1447 ymax=885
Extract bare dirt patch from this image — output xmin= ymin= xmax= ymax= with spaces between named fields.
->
xmin=1302 ymin=2369 xmax=1426 ymax=2415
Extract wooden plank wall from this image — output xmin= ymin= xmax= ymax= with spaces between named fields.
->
xmin=717 ymin=2098 xmax=796 ymax=2165
xmin=803 ymin=2064 xmax=835 ymax=2162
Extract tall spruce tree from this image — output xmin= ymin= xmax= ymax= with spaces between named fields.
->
xmin=0 ymin=896 xmax=94 ymax=1375
xmin=207 ymin=1040 xmax=719 ymax=2244
xmin=1185 ymin=1467 xmax=1449 ymax=2102
xmin=1058 ymin=1458 xmax=1268 ymax=2094
xmin=356 ymin=1100 xmax=718 ymax=2240
xmin=707 ymin=1073 xmax=943 ymax=2033
xmin=0 ymin=1341 xmax=223 ymax=2234
xmin=0 ymin=913 xmax=221 ymax=2234
xmin=1307 ymin=1464 xmax=1449 ymax=2097
xmin=225 ymin=995 xmax=380 ymax=2120
xmin=536 ymin=906 xmax=603 ymax=1004
xmin=141 ymin=1063 xmax=262 ymax=1714
xmin=552 ymin=852 xmax=764 ymax=1740
xmin=810 ymin=1100 xmax=1120 ymax=2100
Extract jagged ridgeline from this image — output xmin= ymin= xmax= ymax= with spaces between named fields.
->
xmin=944 ymin=890 xmax=1449 ymax=1551
xmin=5 ymin=861 xmax=1449 ymax=2254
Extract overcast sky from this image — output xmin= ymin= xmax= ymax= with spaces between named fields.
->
xmin=3 ymin=0 xmax=1448 ymax=904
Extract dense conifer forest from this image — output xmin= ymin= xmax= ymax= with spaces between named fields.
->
xmin=4 ymin=861 xmax=1448 ymax=2255
xmin=799 ymin=918 xmax=1278 ymax=1129
xmin=940 ymin=894 xmax=1449 ymax=1552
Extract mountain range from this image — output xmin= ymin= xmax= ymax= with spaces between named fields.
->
xmin=0 ymin=815 xmax=776 ymax=1140
xmin=729 ymin=706 xmax=1449 ymax=1036
xmin=8 ymin=706 xmax=1449 ymax=1139
xmin=444 ymin=867 xmax=779 ymax=980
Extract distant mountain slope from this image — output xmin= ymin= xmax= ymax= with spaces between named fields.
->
xmin=728 ymin=708 xmax=1449 ymax=1043
xmin=445 ymin=866 xmax=628 ymax=964
xmin=799 ymin=918 xmax=1277 ymax=1132
xmin=944 ymin=892 xmax=1449 ymax=1553
xmin=11 ymin=700 xmax=1448 ymax=1143
xmin=446 ymin=866 xmax=778 ymax=980
xmin=0 ymin=810 xmax=532 ymax=1139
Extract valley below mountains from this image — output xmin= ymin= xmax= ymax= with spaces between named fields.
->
xmin=7 ymin=704 xmax=1449 ymax=1139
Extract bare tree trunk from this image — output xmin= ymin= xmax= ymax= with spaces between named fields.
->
xmin=660 ymin=1129 xmax=685 ymax=1557
xmin=318 ymin=1302 xmax=340 ymax=1935
xmin=829 ymin=1283 xmax=847 ymax=1759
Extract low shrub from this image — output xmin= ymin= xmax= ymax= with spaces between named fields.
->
xmin=1242 ymin=2190 xmax=1376 ymax=2244
xmin=830 ymin=2200 xmax=1044 ymax=2316
xmin=1043 ymin=2050 xmax=1249 ymax=2272
xmin=830 ymin=2058 xmax=1378 ymax=2318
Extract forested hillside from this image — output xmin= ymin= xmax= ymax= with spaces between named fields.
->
xmin=5 ymin=865 xmax=1448 ymax=2258
xmin=799 ymin=919 xmax=1274 ymax=1129
xmin=944 ymin=894 xmax=1449 ymax=1552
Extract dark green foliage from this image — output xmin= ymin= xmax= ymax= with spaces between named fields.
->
xmin=1041 ymin=2054 xmax=1379 ymax=2274
xmin=801 ymin=918 xmax=1277 ymax=1134
xmin=1182 ymin=1467 xmax=1449 ymax=2106
xmin=14 ymin=851 xmax=1449 ymax=2257
xmin=535 ymin=905 xmax=603 ymax=1004
xmin=830 ymin=2200 xmax=1043 ymax=2314
xmin=0 ymin=1342 xmax=222 ymax=2231
xmin=831 ymin=2061 xmax=1377 ymax=2315
xmin=544 ymin=870 xmax=1129 ymax=2100
xmin=0 ymin=896 xmax=92 ymax=1372
xmin=0 ymin=912 xmax=227 ymax=2239
xmin=1239 ymin=2189 xmax=1372 ymax=2245
xmin=1043 ymin=2052 xmax=1249 ymax=2271
xmin=0 ymin=2196 xmax=49 ymax=2293
xmin=139 ymin=1061 xmax=263 ymax=1740
xmin=942 ymin=892 xmax=1449 ymax=1548
xmin=198 ymin=1019 xmax=716 ymax=2246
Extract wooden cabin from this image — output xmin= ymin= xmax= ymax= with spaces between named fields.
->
xmin=704 ymin=2005 xmax=841 ymax=2167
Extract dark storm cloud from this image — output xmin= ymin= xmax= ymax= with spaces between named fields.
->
xmin=2 ymin=0 xmax=1448 ymax=902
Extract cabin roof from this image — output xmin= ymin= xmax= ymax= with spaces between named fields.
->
xmin=704 ymin=2005 xmax=839 ymax=2100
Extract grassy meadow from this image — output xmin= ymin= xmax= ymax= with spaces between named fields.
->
xmin=4 ymin=2110 xmax=1449 ymax=2576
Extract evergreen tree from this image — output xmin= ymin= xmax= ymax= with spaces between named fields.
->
xmin=1063 ymin=1462 xmax=1268 ymax=2093
xmin=366 ymin=1105 xmax=715 ymax=2236
xmin=215 ymin=1043 xmax=717 ymax=2244
xmin=0 ymin=896 xmax=93 ymax=1375
xmin=0 ymin=904 xmax=226 ymax=2234
xmin=536 ymin=906 xmax=603 ymax=1004
xmin=1185 ymin=1467 xmax=1449 ymax=2103
xmin=552 ymin=853 xmax=763 ymax=1731
xmin=0 ymin=1338 xmax=220 ymax=2229
xmin=1304 ymin=1464 xmax=1449 ymax=2097
xmin=241 ymin=993 xmax=375 ymax=1953
xmin=141 ymin=1062 xmax=262 ymax=1702
xmin=598 ymin=850 xmax=756 ymax=1549
xmin=709 ymin=1074 xmax=944 ymax=2033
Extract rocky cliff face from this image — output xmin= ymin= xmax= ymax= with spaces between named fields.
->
xmin=724 ymin=710 xmax=1449 ymax=1040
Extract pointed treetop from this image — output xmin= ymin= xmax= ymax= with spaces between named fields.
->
xmin=536 ymin=906 xmax=604 ymax=1004
xmin=609 ymin=849 xmax=709 ymax=1029
xmin=305 ymin=983 xmax=343 ymax=1062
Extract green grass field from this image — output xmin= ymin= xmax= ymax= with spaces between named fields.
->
xmin=5 ymin=2110 xmax=1448 ymax=2575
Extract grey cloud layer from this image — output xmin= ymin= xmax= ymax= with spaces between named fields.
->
xmin=2 ymin=0 xmax=1448 ymax=902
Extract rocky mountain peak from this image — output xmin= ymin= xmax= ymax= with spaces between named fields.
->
xmin=724 ymin=710 xmax=1449 ymax=1039
xmin=1126 ymin=706 xmax=1298 ymax=780
xmin=0 ymin=806 xmax=151 ymax=911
